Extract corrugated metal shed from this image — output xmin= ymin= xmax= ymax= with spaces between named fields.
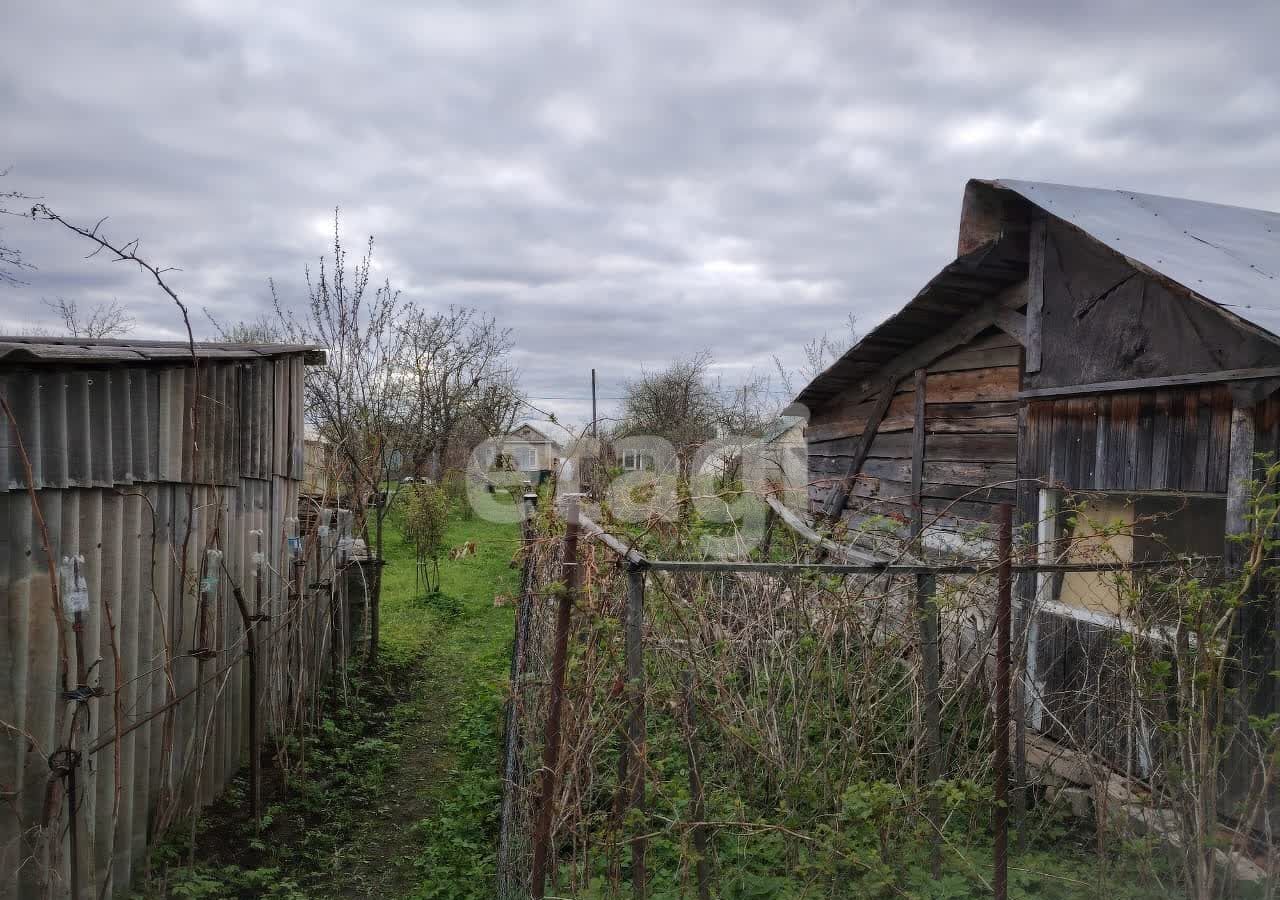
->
xmin=0 ymin=341 xmax=346 ymax=900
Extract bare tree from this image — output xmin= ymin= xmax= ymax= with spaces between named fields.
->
xmin=42 ymin=297 xmax=135 ymax=338
xmin=0 ymin=168 xmax=35 ymax=287
xmin=204 ymin=309 xmax=284 ymax=343
xmin=614 ymin=350 xmax=722 ymax=501
xmin=773 ymin=313 xmax=859 ymax=398
xmin=469 ymin=369 xmax=525 ymax=442
xmin=398 ymin=305 xmax=517 ymax=480
xmin=273 ymin=209 xmax=408 ymax=661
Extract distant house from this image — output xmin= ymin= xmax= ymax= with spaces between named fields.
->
xmin=488 ymin=421 xmax=574 ymax=473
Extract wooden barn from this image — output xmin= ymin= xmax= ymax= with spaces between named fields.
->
xmin=796 ymin=178 xmax=1280 ymax=805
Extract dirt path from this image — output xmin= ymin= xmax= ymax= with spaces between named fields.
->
xmin=132 ymin=515 xmax=520 ymax=900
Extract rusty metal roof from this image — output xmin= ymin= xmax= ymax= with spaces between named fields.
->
xmin=990 ymin=179 xmax=1280 ymax=338
xmin=0 ymin=336 xmax=326 ymax=365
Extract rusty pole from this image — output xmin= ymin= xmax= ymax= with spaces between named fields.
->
xmin=625 ymin=565 xmax=648 ymax=898
xmin=994 ymin=503 xmax=1013 ymax=900
xmin=530 ymin=496 xmax=582 ymax=898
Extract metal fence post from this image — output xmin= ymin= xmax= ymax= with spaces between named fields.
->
xmin=994 ymin=503 xmax=1013 ymax=900
xmin=530 ymin=496 xmax=581 ymax=899
xmin=626 ymin=564 xmax=648 ymax=899
xmin=498 ymin=492 xmax=540 ymax=898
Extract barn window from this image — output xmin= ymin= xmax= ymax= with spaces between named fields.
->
xmin=1035 ymin=489 xmax=1225 ymax=631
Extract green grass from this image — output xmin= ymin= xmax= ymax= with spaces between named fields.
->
xmin=376 ymin=510 xmax=523 ymax=899
xmin=133 ymin=506 xmax=522 ymax=899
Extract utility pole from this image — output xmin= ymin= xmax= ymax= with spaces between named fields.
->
xmin=591 ymin=368 xmax=598 ymax=438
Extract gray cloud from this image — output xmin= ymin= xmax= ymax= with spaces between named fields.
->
xmin=3 ymin=0 xmax=1279 ymax=423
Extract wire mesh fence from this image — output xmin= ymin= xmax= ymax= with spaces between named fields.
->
xmin=497 ymin=491 xmax=1278 ymax=900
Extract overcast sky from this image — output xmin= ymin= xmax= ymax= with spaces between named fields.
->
xmin=3 ymin=1 xmax=1278 ymax=426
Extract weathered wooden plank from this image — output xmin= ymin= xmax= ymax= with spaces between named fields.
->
xmin=1188 ymin=388 xmax=1213 ymax=492
xmin=922 ymin=481 xmax=1017 ymax=504
xmin=829 ymin=279 xmax=1028 ymax=409
xmin=910 ymin=368 xmax=926 ymax=540
xmin=1018 ymin=365 xmax=1280 ymax=400
xmin=926 ymin=415 xmax=1019 ymax=434
xmin=924 ymin=366 xmax=1021 ymax=404
xmin=1135 ymin=392 xmax=1155 ymax=489
xmin=922 ymin=495 xmax=1004 ymax=523
xmin=1165 ymin=390 xmax=1185 ymax=492
xmin=926 ymin=400 xmax=1020 ymax=420
xmin=1207 ymin=387 xmax=1232 ymax=494
xmin=1026 ymin=213 xmax=1046 ymax=373
xmin=1093 ymin=395 xmax=1111 ymax=491
xmin=1050 ymin=398 xmax=1072 ymax=487
xmin=1076 ymin=395 xmax=1098 ymax=489
xmin=812 ymin=431 xmax=1018 ymax=462
xmin=1149 ymin=390 xmax=1172 ymax=489
xmin=811 ymin=390 xmax=916 ymax=428
xmin=926 ymin=344 xmax=1023 ymax=375
xmin=1113 ymin=393 xmax=1141 ymax=490
xmin=821 ymin=382 xmax=898 ymax=520
xmin=806 ymin=415 xmax=913 ymax=443
xmin=810 ymin=455 xmax=1018 ymax=488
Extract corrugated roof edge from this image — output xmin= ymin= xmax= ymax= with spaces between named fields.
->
xmin=0 ymin=337 xmax=328 ymax=366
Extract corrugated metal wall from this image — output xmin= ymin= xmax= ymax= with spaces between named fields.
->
xmin=0 ymin=356 xmax=348 ymax=899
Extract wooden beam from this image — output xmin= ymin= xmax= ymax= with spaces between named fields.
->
xmin=821 ymin=381 xmax=897 ymax=520
xmin=1225 ymin=403 xmax=1255 ymax=573
xmin=909 ymin=367 xmax=927 ymax=540
xmin=992 ymin=308 xmax=1028 ymax=346
xmin=763 ymin=494 xmax=908 ymax=565
xmin=1025 ymin=213 xmax=1046 ymax=373
xmin=834 ymin=279 xmax=1028 ymax=410
xmin=1019 ymin=366 xmax=1280 ymax=400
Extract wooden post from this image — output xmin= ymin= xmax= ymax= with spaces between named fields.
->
xmin=625 ymin=565 xmax=648 ymax=898
xmin=994 ymin=504 xmax=1013 ymax=900
xmin=1025 ymin=212 xmax=1045 ymax=374
xmin=1225 ymin=404 xmax=1255 ymax=574
xmin=530 ymin=497 xmax=581 ymax=899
